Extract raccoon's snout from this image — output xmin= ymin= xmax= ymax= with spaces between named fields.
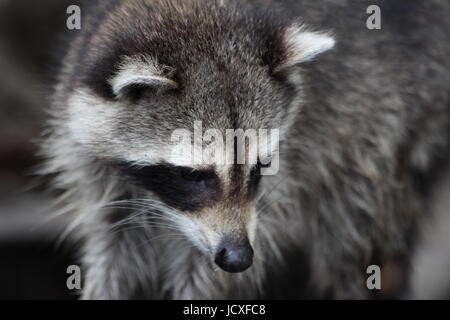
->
xmin=214 ymin=237 xmax=254 ymax=273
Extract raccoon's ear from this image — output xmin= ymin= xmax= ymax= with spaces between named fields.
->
xmin=109 ymin=55 xmax=178 ymax=99
xmin=273 ymin=24 xmax=335 ymax=73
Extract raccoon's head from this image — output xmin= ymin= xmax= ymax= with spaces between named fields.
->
xmin=64 ymin=0 xmax=334 ymax=273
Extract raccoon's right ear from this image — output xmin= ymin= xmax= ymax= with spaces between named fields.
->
xmin=109 ymin=55 xmax=178 ymax=99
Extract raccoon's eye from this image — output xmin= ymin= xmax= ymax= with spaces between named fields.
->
xmin=121 ymin=163 xmax=222 ymax=211
xmin=249 ymin=159 xmax=271 ymax=195
xmin=250 ymin=165 xmax=261 ymax=181
xmin=180 ymin=168 xmax=205 ymax=182
xmin=180 ymin=168 xmax=212 ymax=192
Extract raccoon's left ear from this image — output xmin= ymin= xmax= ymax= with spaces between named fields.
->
xmin=273 ymin=24 xmax=335 ymax=73
xmin=109 ymin=55 xmax=178 ymax=99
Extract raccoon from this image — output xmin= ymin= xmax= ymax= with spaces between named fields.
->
xmin=41 ymin=0 xmax=450 ymax=299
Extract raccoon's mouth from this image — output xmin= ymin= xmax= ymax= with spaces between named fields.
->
xmin=213 ymin=238 xmax=254 ymax=273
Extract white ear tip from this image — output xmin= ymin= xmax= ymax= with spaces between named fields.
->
xmin=302 ymin=32 xmax=335 ymax=60
xmin=317 ymin=33 xmax=335 ymax=51
xmin=276 ymin=25 xmax=336 ymax=72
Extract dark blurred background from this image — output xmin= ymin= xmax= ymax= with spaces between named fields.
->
xmin=0 ymin=0 xmax=449 ymax=300
xmin=0 ymin=0 xmax=81 ymax=299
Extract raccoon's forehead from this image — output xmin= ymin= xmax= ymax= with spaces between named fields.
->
xmin=66 ymin=88 xmax=280 ymax=169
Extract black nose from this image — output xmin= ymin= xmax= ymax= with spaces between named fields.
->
xmin=214 ymin=238 xmax=254 ymax=273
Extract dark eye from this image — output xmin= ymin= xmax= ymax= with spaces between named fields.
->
xmin=121 ymin=163 xmax=222 ymax=211
xmin=250 ymin=165 xmax=261 ymax=182
xmin=180 ymin=167 xmax=205 ymax=181
xmin=249 ymin=159 xmax=271 ymax=196
xmin=180 ymin=168 xmax=210 ymax=192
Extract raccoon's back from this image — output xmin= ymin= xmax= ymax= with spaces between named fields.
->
xmin=290 ymin=0 xmax=450 ymax=175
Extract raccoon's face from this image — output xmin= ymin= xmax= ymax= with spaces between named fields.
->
xmin=66 ymin=2 xmax=334 ymax=273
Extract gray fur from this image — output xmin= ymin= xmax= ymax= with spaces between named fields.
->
xmin=40 ymin=0 xmax=450 ymax=299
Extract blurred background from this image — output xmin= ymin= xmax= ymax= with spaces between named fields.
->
xmin=0 ymin=0 xmax=449 ymax=300
xmin=0 ymin=0 xmax=81 ymax=299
